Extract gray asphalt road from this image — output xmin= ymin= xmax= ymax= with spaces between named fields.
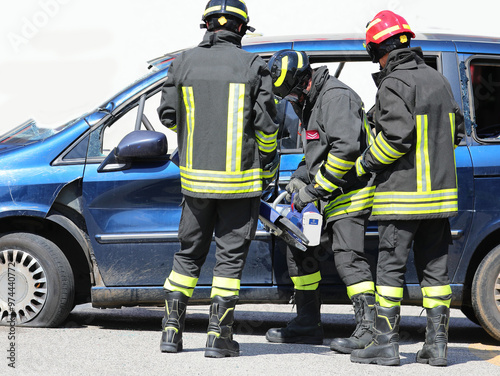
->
xmin=2 ymin=303 xmax=499 ymax=375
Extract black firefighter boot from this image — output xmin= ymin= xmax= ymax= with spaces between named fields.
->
xmin=330 ymin=293 xmax=376 ymax=353
xmin=350 ymin=305 xmax=401 ymax=366
xmin=160 ymin=291 xmax=188 ymax=353
xmin=265 ymin=289 xmax=323 ymax=344
xmin=205 ymin=295 xmax=240 ymax=358
xmin=416 ymin=305 xmax=450 ymax=366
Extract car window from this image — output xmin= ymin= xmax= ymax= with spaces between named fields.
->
xmin=274 ymin=60 xmax=378 ymax=153
xmin=87 ymin=91 xmax=178 ymax=160
xmin=311 ymin=57 xmax=439 ymax=114
xmin=470 ymin=59 xmax=500 ymax=141
xmin=62 ymin=135 xmax=89 ymax=161
xmin=276 ymin=99 xmax=301 ymax=152
xmin=311 ymin=60 xmax=378 ymax=111
xmin=0 ymin=117 xmax=81 ymax=145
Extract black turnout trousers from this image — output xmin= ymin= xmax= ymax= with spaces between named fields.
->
xmin=171 ymin=195 xmax=260 ymax=280
xmin=376 ymin=218 xmax=452 ymax=288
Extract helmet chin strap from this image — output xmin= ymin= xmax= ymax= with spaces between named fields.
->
xmin=200 ymin=19 xmax=255 ymax=36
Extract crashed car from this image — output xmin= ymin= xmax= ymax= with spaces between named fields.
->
xmin=0 ymin=33 xmax=500 ymax=343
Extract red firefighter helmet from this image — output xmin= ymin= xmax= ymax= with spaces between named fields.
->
xmin=366 ymin=10 xmax=415 ymax=45
xmin=365 ymin=10 xmax=415 ymax=62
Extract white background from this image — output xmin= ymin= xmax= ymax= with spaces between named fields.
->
xmin=1 ymin=0 xmax=499 ymax=133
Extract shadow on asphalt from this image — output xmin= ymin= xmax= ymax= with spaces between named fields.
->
xmin=63 ymin=304 xmax=493 ymax=347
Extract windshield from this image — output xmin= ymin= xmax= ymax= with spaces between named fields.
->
xmin=0 ymin=117 xmax=80 ymax=144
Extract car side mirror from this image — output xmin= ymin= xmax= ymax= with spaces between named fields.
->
xmin=115 ymin=130 xmax=167 ymax=159
xmin=97 ymin=130 xmax=168 ymax=173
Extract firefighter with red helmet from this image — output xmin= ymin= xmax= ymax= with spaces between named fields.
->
xmin=350 ymin=11 xmax=465 ymax=366
xmin=157 ymin=0 xmax=278 ymax=358
xmin=265 ymin=49 xmax=377 ymax=352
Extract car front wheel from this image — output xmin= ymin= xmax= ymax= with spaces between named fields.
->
xmin=472 ymin=244 xmax=500 ymax=341
xmin=0 ymin=233 xmax=74 ymax=327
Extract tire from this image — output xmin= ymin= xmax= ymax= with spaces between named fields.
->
xmin=0 ymin=233 xmax=75 ymax=327
xmin=472 ymin=244 xmax=500 ymax=341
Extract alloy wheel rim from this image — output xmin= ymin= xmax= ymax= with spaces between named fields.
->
xmin=0 ymin=249 xmax=48 ymax=324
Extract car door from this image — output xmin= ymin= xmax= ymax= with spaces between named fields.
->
xmin=81 ymin=88 xmax=183 ymax=287
xmin=452 ymin=53 xmax=500 ymax=279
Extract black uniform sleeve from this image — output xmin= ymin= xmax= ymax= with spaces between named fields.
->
xmin=442 ymin=74 xmax=465 ymax=147
xmin=313 ymin=92 xmax=362 ymax=192
xmin=291 ymin=161 xmax=309 ymax=182
xmin=363 ymin=77 xmax=413 ymax=172
xmin=157 ymin=60 xmax=179 ymax=133
xmin=252 ymin=58 xmax=279 ymax=166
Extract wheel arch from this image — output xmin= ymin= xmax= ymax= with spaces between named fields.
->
xmin=0 ymin=212 xmax=94 ymax=306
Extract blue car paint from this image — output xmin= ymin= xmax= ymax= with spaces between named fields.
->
xmin=0 ymin=118 xmax=89 ymax=218
xmin=100 ymin=69 xmax=170 ymax=114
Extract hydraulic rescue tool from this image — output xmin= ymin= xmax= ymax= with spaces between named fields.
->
xmin=259 ymin=196 xmax=309 ymax=252
xmin=258 ymin=192 xmax=323 ymax=252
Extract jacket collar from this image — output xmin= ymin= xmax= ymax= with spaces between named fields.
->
xmin=306 ymin=66 xmax=330 ymax=105
xmin=199 ymin=30 xmax=243 ymax=48
xmin=372 ymin=47 xmax=424 ymax=86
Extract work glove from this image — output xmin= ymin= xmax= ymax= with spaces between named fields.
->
xmin=285 ymin=177 xmax=307 ymax=201
xmin=355 ymin=156 xmax=372 ymax=182
xmin=293 ymin=183 xmax=328 ymax=212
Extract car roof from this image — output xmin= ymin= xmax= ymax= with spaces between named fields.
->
xmin=241 ymin=32 xmax=500 ymax=55
xmin=243 ymin=32 xmax=500 ymax=45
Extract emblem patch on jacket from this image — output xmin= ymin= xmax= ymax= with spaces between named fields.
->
xmin=306 ymin=130 xmax=320 ymax=140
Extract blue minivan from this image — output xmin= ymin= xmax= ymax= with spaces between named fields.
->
xmin=0 ymin=33 xmax=499 ymax=342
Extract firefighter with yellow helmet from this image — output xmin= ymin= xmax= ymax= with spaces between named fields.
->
xmin=265 ymin=49 xmax=377 ymax=352
xmin=350 ymin=10 xmax=465 ymax=366
xmin=157 ymin=0 xmax=278 ymax=358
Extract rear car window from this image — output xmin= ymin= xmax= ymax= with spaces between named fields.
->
xmin=470 ymin=59 xmax=500 ymax=141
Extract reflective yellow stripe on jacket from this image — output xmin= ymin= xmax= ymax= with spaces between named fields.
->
xmin=256 ymin=129 xmax=278 ymax=154
xmin=371 ymin=189 xmax=458 ymax=216
xmin=182 ymin=86 xmax=195 ymax=170
xmin=371 ymin=113 xmax=458 ymax=217
xmin=227 ymin=83 xmax=245 ymax=171
xmin=315 ymin=168 xmax=339 ymax=192
xmin=179 ymin=84 xmax=266 ymax=195
xmin=416 ymin=115 xmax=432 ymax=192
xmin=371 ymin=132 xmax=406 ymax=165
xmin=324 ymin=186 xmax=375 ymax=219
xmin=314 ymin=154 xmax=357 ymax=193
xmin=363 ymin=109 xmax=373 ymax=147
xmin=324 ymin=155 xmax=355 ymax=180
xmin=180 ymin=166 xmax=262 ymax=194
